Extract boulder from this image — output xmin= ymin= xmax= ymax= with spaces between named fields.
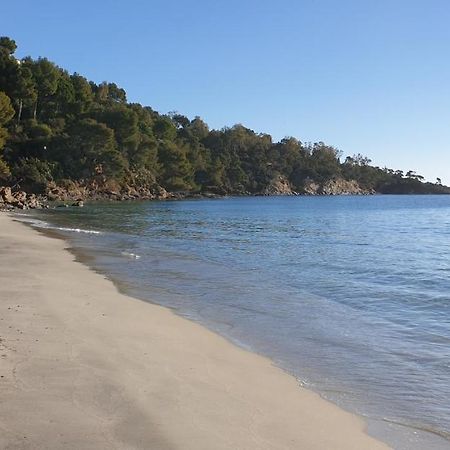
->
xmin=0 ymin=187 xmax=15 ymax=203
xmin=0 ymin=186 xmax=46 ymax=209
xmin=302 ymin=179 xmax=321 ymax=195
xmin=14 ymin=191 xmax=27 ymax=202
xmin=302 ymin=178 xmax=373 ymax=196
xmin=262 ymin=176 xmax=297 ymax=196
xmin=27 ymin=194 xmax=41 ymax=209
xmin=321 ymin=178 xmax=373 ymax=195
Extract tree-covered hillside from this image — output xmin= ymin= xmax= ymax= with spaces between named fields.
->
xmin=0 ymin=36 xmax=448 ymax=198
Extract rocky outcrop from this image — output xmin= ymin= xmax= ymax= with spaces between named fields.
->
xmin=45 ymin=180 xmax=173 ymax=203
xmin=1 ymin=178 xmax=187 ymax=211
xmin=259 ymin=176 xmax=373 ymax=196
xmin=321 ymin=178 xmax=374 ymax=195
xmin=0 ymin=187 xmax=47 ymax=210
xmin=262 ymin=176 xmax=298 ymax=196
xmin=302 ymin=179 xmax=322 ymax=195
xmin=302 ymin=178 xmax=374 ymax=195
xmin=0 ymin=176 xmax=375 ymax=212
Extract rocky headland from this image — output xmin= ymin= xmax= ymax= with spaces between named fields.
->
xmin=0 ymin=176 xmax=376 ymax=211
xmin=2 ymin=174 xmax=449 ymax=211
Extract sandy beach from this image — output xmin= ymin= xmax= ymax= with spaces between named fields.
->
xmin=0 ymin=213 xmax=389 ymax=450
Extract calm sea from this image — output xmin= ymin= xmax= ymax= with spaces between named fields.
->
xmin=24 ymin=196 xmax=450 ymax=449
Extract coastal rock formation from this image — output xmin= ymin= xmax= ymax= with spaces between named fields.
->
xmin=302 ymin=178 xmax=373 ymax=195
xmin=0 ymin=186 xmax=15 ymax=204
xmin=44 ymin=180 xmax=173 ymax=202
xmin=321 ymin=178 xmax=374 ymax=195
xmin=0 ymin=187 xmax=47 ymax=210
xmin=302 ymin=179 xmax=322 ymax=195
xmin=262 ymin=176 xmax=298 ymax=196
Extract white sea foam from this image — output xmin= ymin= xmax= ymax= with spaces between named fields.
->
xmin=14 ymin=216 xmax=51 ymax=229
xmin=53 ymin=226 xmax=102 ymax=235
xmin=15 ymin=216 xmax=102 ymax=235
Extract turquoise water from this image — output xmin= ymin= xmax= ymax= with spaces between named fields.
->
xmin=27 ymin=196 xmax=450 ymax=449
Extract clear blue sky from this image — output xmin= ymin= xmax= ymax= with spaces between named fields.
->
xmin=3 ymin=0 xmax=450 ymax=183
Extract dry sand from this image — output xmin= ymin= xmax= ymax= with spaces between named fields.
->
xmin=0 ymin=213 xmax=390 ymax=449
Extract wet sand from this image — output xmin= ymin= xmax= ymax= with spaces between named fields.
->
xmin=0 ymin=213 xmax=389 ymax=449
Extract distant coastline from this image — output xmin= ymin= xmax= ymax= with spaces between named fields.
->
xmin=0 ymin=36 xmax=449 ymax=210
xmin=2 ymin=175 xmax=450 ymax=211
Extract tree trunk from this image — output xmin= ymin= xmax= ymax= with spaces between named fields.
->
xmin=17 ymin=99 xmax=23 ymax=125
xmin=33 ymin=97 xmax=38 ymax=120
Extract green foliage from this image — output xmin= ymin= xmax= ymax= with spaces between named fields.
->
xmin=21 ymin=57 xmax=60 ymax=120
xmin=0 ymin=35 xmax=445 ymax=195
xmin=0 ymin=37 xmax=17 ymax=55
xmin=0 ymin=91 xmax=14 ymax=177
xmin=63 ymin=119 xmax=127 ymax=179
xmin=28 ymin=122 xmax=52 ymax=139
xmin=24 ymin=58 xmax=60 ymax=98
xmin=95 ymin=82 xmax=127 ymax=104
xmin=158 ymin=140 xmax=193 ymax=190
xmin=0 ymin=40 xmax=21 ymax=100
xmin=12 ymin=157 xmax=56 ymax=192
xmin=0 ymin=91 xmax=14 ymax=127
xmin=153 ymin=116 xmax=177 ymax=141
xmin=70 ymin=73 xmax=94 ymax=114
xmin=0 ymin=158 xmax=10 ymax=179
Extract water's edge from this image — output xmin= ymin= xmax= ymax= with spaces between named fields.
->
xmin=14 ymin=212 xmax=449 ymax=450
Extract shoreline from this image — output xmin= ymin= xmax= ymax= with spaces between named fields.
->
xmin=0 ymin=212 xmax=389 ymax=449
xmin=3 ymin=186 xmax=450 ymax=213
xmin=25 ymin=207 xmax=450 ymax=450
